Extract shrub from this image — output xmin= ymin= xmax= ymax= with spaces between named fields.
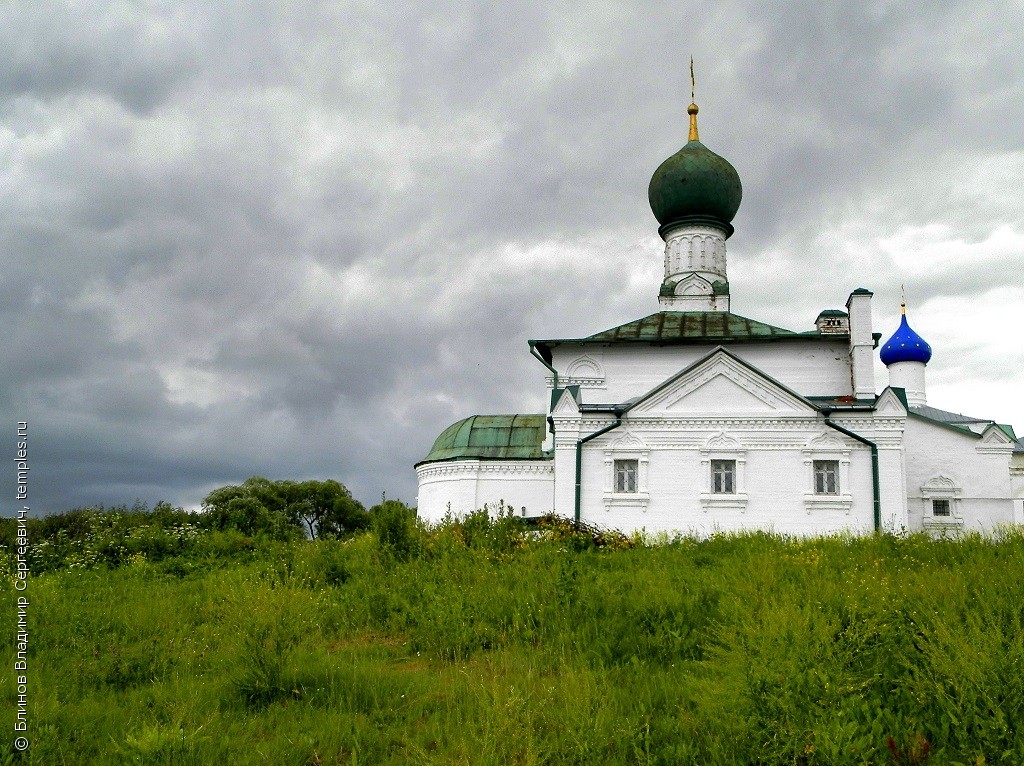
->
xmin=370 ymin=499 xmax=421 ymax=561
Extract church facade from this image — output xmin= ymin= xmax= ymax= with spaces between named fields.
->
xmin=415 ymin=99 xmax=1024 ymax=536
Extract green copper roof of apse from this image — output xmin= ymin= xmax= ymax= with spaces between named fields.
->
xmin=417 ymin=414 xmax=549 ymax=466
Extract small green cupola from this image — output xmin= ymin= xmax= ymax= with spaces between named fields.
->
xmin=648 ymin=102 xmax=743 ymax=239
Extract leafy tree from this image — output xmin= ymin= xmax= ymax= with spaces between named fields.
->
xmin=286 ymin=480 xmax=369 ymax=539
xmin=202 ymin=477 xmax=295 ymax=538
xmin=201 ymin=477 xmax=367 ymax=539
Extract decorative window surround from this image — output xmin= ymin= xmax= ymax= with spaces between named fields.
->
xmin=802 ymin=433 xmax=852 ymax=513
xmin=921 ymin=475 xmax=963 ymax=528
xmin=699 ymin=432 xmax=748 ymax=511
xmin=603 ymin=434 xmax=649 ymax=513
xmin=547 ymin=355 xmax=607 ymax=390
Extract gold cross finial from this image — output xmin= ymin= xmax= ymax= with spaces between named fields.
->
xmin=688 ymin=57 xmax=699 ymax=141
xmin=900 ymin=283 xmax=907 ymax=315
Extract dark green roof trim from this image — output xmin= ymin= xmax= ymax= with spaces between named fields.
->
xmin=528 ymin=339 xmax=554 ymax=366
xmin=658 ymin=214 xmax=735 ymax=239
xmin=530 ymin=312 xmax=848 ymax=353
xmin=417 ymin=414 xmax=551 ymax=466
xmin=850 ymin=287 xmax=873 ymax=296
xmin=807 ymin=395 xmax=876 ymax=409
xmin=888 ymin=387 xmax=910 ymax=409
xmin=659 ymin=280 xmax=730 ymax=297
xmin=816 ymin=309 xmax=848 ymax=318
xmin=997 ymin=424 xmax=1018 ymax=441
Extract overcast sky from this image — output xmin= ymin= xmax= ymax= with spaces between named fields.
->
xmin=2 ymin=1 xmax=1022 ymax=516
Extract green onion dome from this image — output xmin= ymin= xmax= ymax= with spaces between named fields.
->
xmin=648 ymin=103 xmax=742 ymax=238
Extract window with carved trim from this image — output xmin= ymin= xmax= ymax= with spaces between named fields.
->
xmin=614 ymin=459 xmax=638 ymax=493
xmin=921 ymin=475 xmax=962 ymax=526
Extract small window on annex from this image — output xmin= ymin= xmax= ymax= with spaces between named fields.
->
xmin=813 ymin=460 xmax=839 ymax=495
xmin=614 ymin=459 xmax=638 ymax=493
xmin=932 ymin=498 xmax=951 ymax=517
xmin=711 ymin=459 xmax=736 ymax=494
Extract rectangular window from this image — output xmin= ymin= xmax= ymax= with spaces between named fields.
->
xmin=614 ymin=459 xmax=638 ymax=493
xmin=813 ymin=460 xmax=839 ymax=495
xmin=711 ymin=459 xmax=735 ymax=494
xmin=932 ymin=499 xmax=951 ymax=517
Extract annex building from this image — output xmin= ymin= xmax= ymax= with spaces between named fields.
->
xmin=415 ymin=97 xmax=1024 ymax=536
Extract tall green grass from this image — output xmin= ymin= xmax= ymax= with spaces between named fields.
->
xmin=2 ymin=515 xmax=1022 ymax=764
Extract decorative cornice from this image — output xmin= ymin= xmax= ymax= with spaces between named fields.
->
xmin=416 ymin=461 xmax=554 ymax=480
xmin=547 ymin=377 xmax=606 ymax=389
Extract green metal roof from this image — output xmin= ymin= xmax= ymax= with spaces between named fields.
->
xmin=996 ymin=424 xmax=1018 ymax=441
xmin=531 ymin=312 xmax=832 ymax=353
xmin=910 ymin=405 xmax=991 ymax=426
xmin=907 ymin=405 xmax=1021 ymax=445
xmin=417 ymin=414 xmax=550 ymax=466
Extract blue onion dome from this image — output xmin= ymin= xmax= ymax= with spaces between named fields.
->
xmin=648 ymin=102 xmax=743 ymax=238
xmin=880 ymin=312 xmax=932 ymax=365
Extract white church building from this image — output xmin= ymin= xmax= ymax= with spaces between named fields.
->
xmin=415 ymin=99 xmax=1024 ymax=536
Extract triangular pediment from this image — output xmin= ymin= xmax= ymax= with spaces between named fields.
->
xmin=628 ymin=348 xmax=817 ymax=415
xmin=551 ymin=388 xmax=580 ymax=415
xmin=875 ymin=388 xmax=908 ymax=416
xmin=980 ymin=425 xmax=1013 ymax=445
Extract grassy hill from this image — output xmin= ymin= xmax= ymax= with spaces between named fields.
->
xmin=2 ymin=510 xmax=1023 ymax=764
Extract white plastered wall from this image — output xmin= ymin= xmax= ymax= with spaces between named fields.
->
xmin=549 ymin=341 xmax=854 ymax=404
xmin=902 ymin=417 xmax=1015 ymax=533
xmin=415 ymin=460 xmax=555 ymax=523
xmin=573 ymin=416 xmax=878 ymax=537
xmin=1013 ymin=453 xmax=1024 ymax=524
